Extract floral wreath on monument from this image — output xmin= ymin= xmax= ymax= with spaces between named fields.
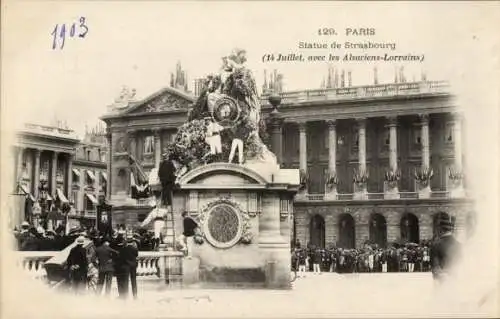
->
xmin=163 ymin=48 xmax=273 ymax=177
xmin=195 ymin=195 xmax=253 ymax=246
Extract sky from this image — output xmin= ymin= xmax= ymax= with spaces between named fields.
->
xmin=3 ymin=1 xmax=498 ymax=137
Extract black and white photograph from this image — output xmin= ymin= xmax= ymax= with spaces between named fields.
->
xmin=1 ymin=2 xmax=499 ymax=318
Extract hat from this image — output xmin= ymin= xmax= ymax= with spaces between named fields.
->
xmin=21 ymin=221 xmax=29 ymax=227
xmin=36 ymin=226 xmax=45 ymax=234
xmin=76 ymin=236 xmax=85 ymax=244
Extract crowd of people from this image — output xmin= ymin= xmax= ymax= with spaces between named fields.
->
xmin=13 ymin=221 xmax=160 ymax=252
xmin=67 ymin=231 xmax=140 ymax=299
xmin=291 ymin=242 xmax=433 ymax=276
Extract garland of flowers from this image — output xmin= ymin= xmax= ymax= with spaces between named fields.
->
xmin=325 ymin=170 xmax=339 ymax=190
xmin=353 ymin=168 xmax=369 ymax=185
xmin=384 ymin=169 xmax=401 ymax=189
xmin=448 ymin=167 xmax=464 ymax=187
xmin=299 ymin=169 xmax=309 ymax=191
xmin=414 ymin=166 xmax=433 ymax=186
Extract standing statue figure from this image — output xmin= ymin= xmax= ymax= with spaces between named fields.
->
xmin=165 ymin=48 xmax=276 ymax=172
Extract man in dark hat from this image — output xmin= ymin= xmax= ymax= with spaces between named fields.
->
xmin=430 ymin=215 xmax=462 ymax=283
xmin=115 ymin=233 xmax=139 ymax=299
xmin=158 ymin=152 xmax=177 ymax=208
xmin=67 ymin=236 xmax=88 ymax=293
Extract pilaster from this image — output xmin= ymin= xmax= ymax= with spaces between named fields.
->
xmin=384 ymin=116 xmax=400 ymax=199
xmin=325 ymin=120 xmax=338 ymax=200
xmin=353 ymin=118 xmax=368 ymax=200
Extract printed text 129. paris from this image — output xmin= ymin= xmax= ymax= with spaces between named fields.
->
xmin=51 ymin=17 xmax=89 ymax=50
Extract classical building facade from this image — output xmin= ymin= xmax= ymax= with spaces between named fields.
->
xmin=70 ymin=125 xmax=108 ymax=225
xmin=102 ymin=76 xmax=474 ymax=247
xmin=11 ymin=123 xmax=110 ymax=229
xmin=12 ymin=123 xmax=79 ymax=227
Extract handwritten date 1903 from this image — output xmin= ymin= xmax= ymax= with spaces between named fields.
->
xmin=51 ymin=17 xmax=89 ymax=50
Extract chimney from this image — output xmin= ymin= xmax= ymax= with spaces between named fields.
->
xmin=373 ymin=67 xmax=379 ymax=85
xmin=326 ymin=66 xmax=332 ymax=89
xmin=340 ymin=70 xmax=345 ymax=88
xmin=334 ymin=69 xmax=339 ymax=88
xmin=399 ymin=66 xmax=406 ymax=83
xmin=347 ymin=70 xmax=352 ymax=87
xmin=394 ymin=66 xmax=399 ymax=83
xmin=421 ymin=70 xmax=427 ymax=81
xmin=263 ymin=70 xmax=268 ymax=93
xmin=170 ymin=73 xmax=175 ymax=87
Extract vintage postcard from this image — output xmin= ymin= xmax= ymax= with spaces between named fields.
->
xmin=1 ymin=1 xmax=499 ymax=318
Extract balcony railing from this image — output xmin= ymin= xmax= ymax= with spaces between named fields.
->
xmin=260 ymin=80 xmax=450 ymax=106
xmin=299 ymin=191 xmax=459 ymax=201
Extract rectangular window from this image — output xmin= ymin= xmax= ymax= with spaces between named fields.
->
xmin=444 ymin=122 xmax=454 ymax=144
xmin=412 ymin=126 xmax=422 ymax=145
xmin=144 ymin=136 xmax=155 ymax=154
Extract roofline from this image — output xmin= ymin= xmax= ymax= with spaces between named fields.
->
xmin=101 ymin=86 xmax=196 ymax=122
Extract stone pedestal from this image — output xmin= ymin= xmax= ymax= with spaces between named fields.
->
xmin=449 ymin=181 xmax=465 ymax=198
xmin=174 ymin=163 xmax=299 ymax=289
xmin=417 ymin=183 xmax=431 ymax=199
xmin=324 ymin=186 xmax=338 ymax=200
xmin=353 ymin=183 xmax=368 ymax=200
xmin=383 ymin=182 xmax=400 ymax=199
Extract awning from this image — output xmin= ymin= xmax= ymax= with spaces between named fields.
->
xmin=56 ymin=188 xmax=69 ymax=203
xmin=85 ymin=193 xmax=98 ymax=205
xmin=18 ymin=184 xmax=36 ymax=201
xmin=72 ymin=168 xmax=81 ymax=177
xmin=86 ymin=170 xmax=96 ymax=181
xmin=101 ymin=172 xmax=107 ymax=181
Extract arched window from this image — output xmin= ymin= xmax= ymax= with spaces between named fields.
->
xmin=338 ymin=213 xmax=356 ymax=249
xmin=309 ymin=214 xmax=325 ymax=248
xmin=400 ymin=213 xmax=420 ymax=243
xmin=369 ymin=213 xmax=387 ymax=248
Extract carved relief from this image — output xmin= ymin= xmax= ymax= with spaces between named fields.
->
xmin=141 ymin=93 xmax=190 ymax=113
xmin=114 ymin=136 xmax=128 ymax=153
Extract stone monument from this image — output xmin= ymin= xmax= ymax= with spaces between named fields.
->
xmin=162 ymin=49 xmax=300 ymax=288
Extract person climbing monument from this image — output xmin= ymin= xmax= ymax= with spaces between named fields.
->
xmin=158 ymin=153 xmax=177 ymax=208
xmin=203 ymin=117 xmax=225 ymax=160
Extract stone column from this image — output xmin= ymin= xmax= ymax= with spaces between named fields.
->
xmin=298 ymin=122 xmax=308 ymax=197
xmin=418 ymin=114 xmax=431 ymax=198
xmin=384 ymin=117 xmax=400 ymax=199
xmin=450 ymin=113 xmax=465 ymax=198
xmin=66 ymin=154 xmax=73 ymax=199
xmin=33 ymin=149 xmax=41 ymax=198
xmin=354 ymin=118 xmax=368 ymax=200
xmin=51 ymin=151 xmax=58 ymax=197
xmin=269 ymin=115 xmax=284 ymax=165
xmin=106 ymin=128 xmax=112 ymax=200
xmin=154 ymin=129 xmax=162 ymax=168
xmin=325 ymin=120 xmax=338 ymax=200
xmin=16 ymin=147 xmax=24 ymax=183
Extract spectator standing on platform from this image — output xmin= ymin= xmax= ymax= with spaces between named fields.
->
xmin=158 ymin=153 xmax=177 ymax=208
xmin=95 ymin=239 xmax=118 ymax=296
xmin=181 ymin=211 xmax=198 ymax=258
xmin=297 ymin=249 xmax=307 ymax=277
xmin=67 ymin=236 xmax=88 ymax=294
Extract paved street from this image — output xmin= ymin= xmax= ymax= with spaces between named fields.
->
xmin=5 ymin=271 xmax=497 ymax=318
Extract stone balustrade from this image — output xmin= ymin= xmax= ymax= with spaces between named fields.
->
xmin=14 ymin=250 xmax=184 ymax=284
xmin=16 ymin=252 xmax=55 ymax=281
xmin=260 ymin=80 xmax=449 ymax=106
